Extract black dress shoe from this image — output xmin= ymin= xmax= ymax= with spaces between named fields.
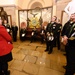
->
xmin=63 ymin=54 xmax=66 ymax=56
xmin=0 ymin=72 xmax=4 ymax=75
xmin=30 ymin=41 xmax=32 ymax=43
xmin=5 ymin=70 xmax=10 ymax=75
xmin=7 ymin=70 xmax=10 ymax=75
xmin=48 ymin=51 xmax=52 ymax=54
xmin=45 ymin=50 xmax=48 ymax=52
xmin=63 ymin=66 xmax=66 ymax=69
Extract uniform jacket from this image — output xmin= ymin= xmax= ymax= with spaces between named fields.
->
xmin=20 ymin=28 xmax=27 ymax=35
xmin=3 ymin=24 xmax=11 ymax=34
xmin=61 ymin=20 xmax=74 ymax=38
xmin=0 ymin=25 xmax=13 ymax=56
xmin=20 ymin=28 xmax=27 ymax=39
xmin=11 ymin=26 xmax=18 ymax=35
xmin=61 ymin=21 xmax=75 ymax=46
xmin=31 ymin=29 xmax=37 ymax=36
xmin=46 ymin=22 xmax=58 ymax=36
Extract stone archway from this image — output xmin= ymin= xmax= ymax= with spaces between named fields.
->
xmin=27 ymin=0 xmax=45 ymax=9
xmin=30 ymin=2 xmax=43 ymax=9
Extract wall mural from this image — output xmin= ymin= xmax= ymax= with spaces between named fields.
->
xmin=18 ymin=7 xmax=52 ymax=29
xmin=28 ymin=8 xmax=41 ymax=28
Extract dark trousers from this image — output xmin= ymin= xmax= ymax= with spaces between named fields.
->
xmin=12 ymin=33 xmax=17 ymax=42
xmin=30 ymin=35 xmax=37 ymax=42
xmin=65 ymin=43 xmax=75 ymax=75
xmin=40 ymin=35 xmax=44 ymax=43
xmin=0 ymin=52 xmax=12 ymax=75
xmin=0 ymin=62 xmax=8 ymax=75
xmin=57 ymin=34 xmax=60 ymax=50
xmin=20 ymin=36 xmax=26 ymax=41
xmin=46 ymin=40 xmax=54 ymax=53
xmin=53 ymin=37 xmax=56 ymax=47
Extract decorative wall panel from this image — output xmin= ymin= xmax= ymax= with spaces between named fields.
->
xmin=18 ymin=7 xmax=52 ymax=29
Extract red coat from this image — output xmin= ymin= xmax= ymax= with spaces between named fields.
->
xmin=0 ymin=25 xmax=13 ymax=56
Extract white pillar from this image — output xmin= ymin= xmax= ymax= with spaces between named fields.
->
xmin=52 ymin=0 xmax=57 ymax=16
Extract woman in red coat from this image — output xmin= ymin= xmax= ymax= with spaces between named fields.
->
xmin=0 ymin=19 xmax=13 ymax=75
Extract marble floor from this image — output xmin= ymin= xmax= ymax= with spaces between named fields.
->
xmin=8 ymin=40 xmax=66 ymax=75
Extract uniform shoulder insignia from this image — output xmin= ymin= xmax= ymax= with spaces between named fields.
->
xmin=53 ymin=24 xmax=56 ymax=26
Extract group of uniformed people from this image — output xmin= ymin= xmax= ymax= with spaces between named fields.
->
xmin=43 ymin=13 xmax=75 ymax=75
xmin=19 ymin=16 xmax=62 ymax=54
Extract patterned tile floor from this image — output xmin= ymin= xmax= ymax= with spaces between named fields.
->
xmin=8 ymin=40 xmax=66 ymax=75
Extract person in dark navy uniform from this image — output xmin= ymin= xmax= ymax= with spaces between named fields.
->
xmin=20 ymin=22 xmax=27 ymax=41
xmin=61 ymin=13 xmax=75 ymax=75
xmin=45 ymin=16 xmax=58 ymax=54
xmin=3 ymin=20 xmax=11 ymax=35
xmin=62 ymin=19 xmax=73 ymax=69
xmin=20 ymin=27 xmax=27 ymax=41
xmin=30 ymin=27 xmax=37 ymax=43
xmin=40 ymin=26 xmax=46 ymax=44
xmin=56 ymin=19 xmax=62 ymax=50
xmin=11 ymin=22 xmax=18 ymax=42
